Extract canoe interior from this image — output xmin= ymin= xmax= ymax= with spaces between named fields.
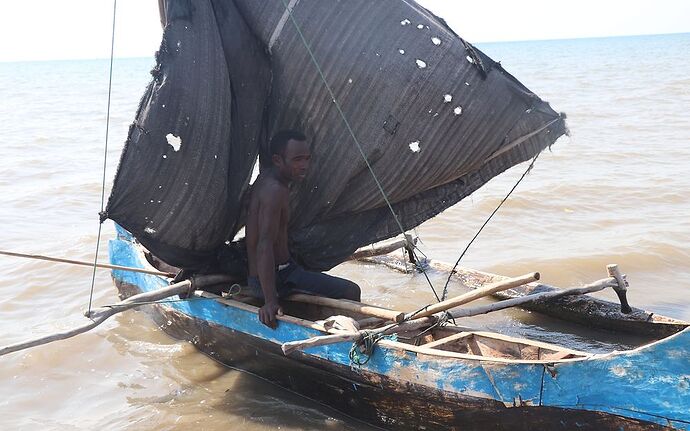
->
xmin=143 ymin=247 xmax=588 ymax=361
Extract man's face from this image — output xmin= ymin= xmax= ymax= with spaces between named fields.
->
xmin=274 ymin=138 xmax=311 ymax=182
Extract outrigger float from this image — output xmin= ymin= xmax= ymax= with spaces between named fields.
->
xmin=108 ymin=226 xmax=690 ymax=430
xmin=360 ymin=248 xmax=689 ymax=338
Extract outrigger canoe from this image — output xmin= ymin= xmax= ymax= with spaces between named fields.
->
xmin=110 ymin=226 xmax=690 ymax=430
xmin=362 ymin=253 xmax=689 ymax=338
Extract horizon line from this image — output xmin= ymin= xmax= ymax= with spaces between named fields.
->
xmin=1 ymin=30 xmax=687 ymax=64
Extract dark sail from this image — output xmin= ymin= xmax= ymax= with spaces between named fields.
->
xmin=105 ymin=0 xmax=270 ymax=268
xmin=105 ymin=0 xmax=566 ymax=270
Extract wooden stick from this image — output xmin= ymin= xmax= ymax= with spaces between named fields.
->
xmin=281 ymin=277 xmax=617 ymax=355
xmin=402 ymin=272 xmax=540 ymax=321
xmin=281 ymin=332 xmax=359 ymax=354
xmin=0 ymin=274 xmax=236 ymax=357
xmin=348 ymin=236 xmax=417 ymax=260
xmin=0 ymin=249 xmax=175 ymax=277
xmin=0 ymin=280 xmax=191 ymax=357
xmin=285 ymin=293 xmax=405 ymax=323
xmin=449 ymin=277 xmax=617 ymax=319
xmin=606 ymin=264 xmax=632 ymax=314
xmin=281 ymin=316 xmax=437 ymax=355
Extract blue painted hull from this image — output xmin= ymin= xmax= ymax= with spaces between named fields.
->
xmin=109 ymin=227 xmax=690 ymax=430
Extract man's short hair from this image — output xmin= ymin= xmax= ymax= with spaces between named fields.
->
xmin=270 ymin=129 xmax=307 ymax=157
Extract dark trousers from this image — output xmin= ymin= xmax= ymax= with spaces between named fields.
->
xmin=247 ymin=260 xmax=361 ymax=301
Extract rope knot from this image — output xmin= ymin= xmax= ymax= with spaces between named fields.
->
xmin=349 ymin=330 xmax=397 ymax=366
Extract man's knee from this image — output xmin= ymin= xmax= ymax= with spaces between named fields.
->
xmin=342 ymin=280 xmax=361 ymax=302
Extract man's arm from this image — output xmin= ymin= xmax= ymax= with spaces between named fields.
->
xmin=256 ymin=188 xmax=283 ymax=328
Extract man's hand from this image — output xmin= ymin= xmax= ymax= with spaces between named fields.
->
xmin=258 ymin=300 xmax=283 ymax=328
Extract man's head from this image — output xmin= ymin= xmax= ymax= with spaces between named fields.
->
xmin=269 ymin=130 xmax=311 ymax=183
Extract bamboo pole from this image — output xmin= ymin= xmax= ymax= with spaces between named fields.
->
xmin=0 ymin=250 xmax=175 ymax=277
xmin=402 ymin=272 xmax=540 ymax=321
xmin=285 ymin=293 xmax=406 ymax=323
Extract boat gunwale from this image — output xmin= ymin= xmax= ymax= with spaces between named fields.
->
xmin=122 ymin=233 xmax=688 ymax=367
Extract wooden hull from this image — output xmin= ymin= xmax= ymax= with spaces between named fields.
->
xmin=110 ymin=229 xmax=690 ymax=430
xmin=364 ymin=255 xmax=689 ymax=338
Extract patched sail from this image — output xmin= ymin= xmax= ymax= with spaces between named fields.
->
xmin=105 ymin=0 xmax=566 ymax=270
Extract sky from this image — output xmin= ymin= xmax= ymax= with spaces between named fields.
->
xmin=1 ymin=0 xmax=689 ymax=62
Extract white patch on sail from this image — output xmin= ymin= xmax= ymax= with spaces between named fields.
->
xmin=398 ymin=49 xmax=405 ymax=55
xmin=400 ymin=19 xmax=411 ymax=26
xmin=409 ymin=141 xmax=421 ymax=153
xmin=431 ymin=37 xmax=441 ymax=46
xmin=444 ymin=94 xmax=452 ymax=103
xmin=144 ymin=227 xmax=156 ymax=234
xmin=415 ymin=59 xmax=427 ymax=69
xmin=249 ymin=159 xmax=260 ymax=185
xmin=166 ymin=133 xmax=182 ymax=152
xmin=466 ymin=55 xmax=475 ymax=64
xmin=454 ymin=106 xmax=463 ymax=116
xmin=417 ymin=24 xmax=424 ymax=29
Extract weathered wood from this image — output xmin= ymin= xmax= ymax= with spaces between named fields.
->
xmin=348 ymin=235 xmax=417 ymax=260
xmin=0 ymin=275 xmax=235 ymax=356
xmin=403 ymin=272 xmax=540 ymax=321
xmin=449 ymin=277 xmax=617 ymax=319
xmin=281 ymin=314 xmax=442 ymax=355
xmin=285 ymin=293 xmax=405 ymax=323
xmin=282 ymin=332 xmax=358 ymax=354
xmin=281 ymin=277 xmax=615 ymax=356
xmin=607 ymin=264 xmax=632 ymax=314
xmin=0 ymin=249 xmax=175 ymax=277
xmin=361 ymin=255 xmax=690 ymax=337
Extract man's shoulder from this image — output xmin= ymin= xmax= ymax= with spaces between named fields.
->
xmin=255 ymin=176 xmax=288 ymax=201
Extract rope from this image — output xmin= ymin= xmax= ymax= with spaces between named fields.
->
xmin=88 ymin=0 xmax=117 ymax=315
xmin=440 ymin=154 xmax=540 ymax=301
xmin=349 ymin=330 xmax=398 ymax=366
xmin=279 ymin=0 xmax=442 ymax=301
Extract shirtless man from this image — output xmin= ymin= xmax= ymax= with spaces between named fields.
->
xmin=245 ymin=130 xmax=361 ymax=328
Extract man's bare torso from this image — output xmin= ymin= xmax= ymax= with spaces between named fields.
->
xmin=246 ymin=173 xmax=290 ymax=277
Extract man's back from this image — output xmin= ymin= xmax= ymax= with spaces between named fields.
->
xmin=245 ymin=174 xmax=290 ymax=278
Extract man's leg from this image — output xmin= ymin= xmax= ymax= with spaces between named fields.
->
xmin=282 ymin=265 xmax=361 ymax=301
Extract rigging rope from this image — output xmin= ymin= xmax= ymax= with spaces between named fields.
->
xmin=87 ymin=0 xmax=117 ymax=315
xmin=440 ymin=153 xmax=541 ymax=301
xmin=279 ymin=0 xmax=442 ymax=302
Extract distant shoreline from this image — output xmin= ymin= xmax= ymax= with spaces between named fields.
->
xmin=1 ymin=31 xmax=687 ymax=64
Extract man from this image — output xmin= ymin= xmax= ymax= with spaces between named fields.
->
xmin=245 ymin=130 xmax=361 ymax=328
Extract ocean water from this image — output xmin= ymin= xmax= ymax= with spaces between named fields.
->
xmin=0 ymin=33 xmax=689 ymax=429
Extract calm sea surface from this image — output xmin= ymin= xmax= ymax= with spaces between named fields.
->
xmin=1 ymin=33 xmax=689 ymax=429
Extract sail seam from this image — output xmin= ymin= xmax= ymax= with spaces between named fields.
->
xmin=269 ymin=0 xmax=301 ymax=53
xmin=279 ymin=0 xmax=442 ymax=301
xmin=485 ymin=117 xmax=560 ymax=164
